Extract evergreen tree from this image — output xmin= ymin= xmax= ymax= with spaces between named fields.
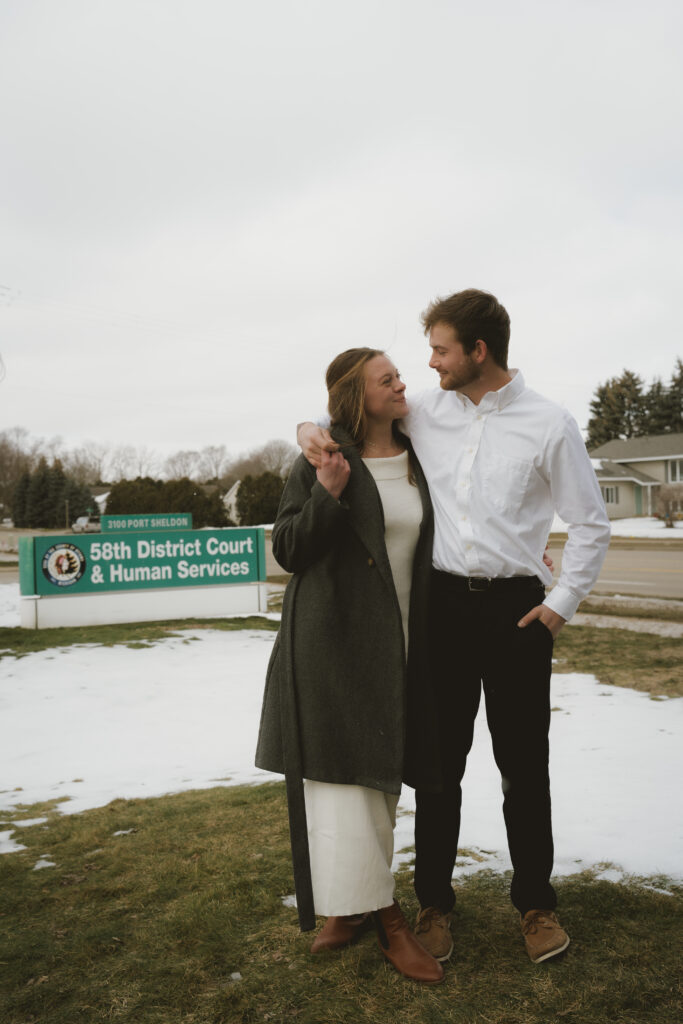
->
xmin=587 ymin=379 xmax=622 ymax=447
xmin=644 ymin=378 xmax=673 ymax=435
xmin=163 ymin=478 xmax=228 ymax=528
xmin=11 ymin=459 xmax=97 ymax=528
xmin=65 ymin=478 xmax=97 ymax=523
xmin=613 ymin=370 xmax=646 ymax=438
xmin=586 ymin=363 xmax=683 ymax=446
xmin=104 ymin=476 xmax=228 ymax=528
xmin=105 ymin=477 xmax=163 ymax=515
xmin=236 ymin=472 xmax=286 ymax=526
xmin=47 ymin=459 xmax=69 ymax=528
xmin=25 ymin=458 xmax=52 ymax=527
xmin=11 ymin=471 xmax=31 ymax=527
xmin=669 ymin=358 xmax=683 ymax=433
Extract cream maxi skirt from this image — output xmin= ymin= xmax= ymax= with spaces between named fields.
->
xmin=304 ymin=780 xmax=400 ymax=916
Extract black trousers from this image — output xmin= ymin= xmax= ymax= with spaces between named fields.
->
xmin=414 ymin=570 xmax=557 ymax=917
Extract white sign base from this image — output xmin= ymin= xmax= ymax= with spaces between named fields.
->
xmin=20 ymin=583 xmax=269 ymax=629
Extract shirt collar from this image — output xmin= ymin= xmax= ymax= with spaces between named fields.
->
xmin=457 ymin=368 xmax=525 ymax=412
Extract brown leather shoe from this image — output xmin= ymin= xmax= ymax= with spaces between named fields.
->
xmin=374 ymin=902 xmax=444 ymax=983
xmin=414 ymin=906 xmax=454 ymax=961
xmin=310 ymin=913 xmax=372 ymax=953
xmin=521 ymin=909 xmax=570 ymax=963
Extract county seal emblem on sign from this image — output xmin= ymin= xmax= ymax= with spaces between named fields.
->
xmin=42 ymin=543 xmax=87 ymax=588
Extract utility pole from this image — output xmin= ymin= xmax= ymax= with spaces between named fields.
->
xmin=65 ymin=498 xmax=69 ymax=530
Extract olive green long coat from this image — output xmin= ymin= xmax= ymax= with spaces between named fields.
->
xmin=254 ymin=429 xmax=440 ymax=930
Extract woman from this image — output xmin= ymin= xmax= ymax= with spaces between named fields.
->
xmin=255 ymin=348 xmax=443 ymax=983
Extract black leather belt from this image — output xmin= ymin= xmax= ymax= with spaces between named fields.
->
xmin=433 ymin=570 xmax=542 ymax=592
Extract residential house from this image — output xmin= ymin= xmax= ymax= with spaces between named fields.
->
xmin=223 ymin=480 xmax=241 ymax=524
xmin=589 ymin=432 xmax=683 ymax=518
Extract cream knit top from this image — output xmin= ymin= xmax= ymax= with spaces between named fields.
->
xmin=361 ymin=450 xmax=423 ymax=645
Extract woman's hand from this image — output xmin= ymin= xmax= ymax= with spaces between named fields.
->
xmin=316 ymin=449 xmax=350 ymax=500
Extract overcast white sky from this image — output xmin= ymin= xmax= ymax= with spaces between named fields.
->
xmin=1 ymin=0 xmax=682 ymax=461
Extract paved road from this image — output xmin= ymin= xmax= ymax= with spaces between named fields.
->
xmin=546 ymin=543 xmax=683 ymax=600
xmin=270 ymin=539 xmax=683 ymax=601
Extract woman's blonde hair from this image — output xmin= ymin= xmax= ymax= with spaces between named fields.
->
xmin=326 ymin=348 xmax=410 ymax=472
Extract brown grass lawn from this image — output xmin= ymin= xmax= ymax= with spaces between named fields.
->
xmin=0 ymin=616 xmax=681 ymax=1022
xmin=1 ymin=784 xmax=681 ymax=1024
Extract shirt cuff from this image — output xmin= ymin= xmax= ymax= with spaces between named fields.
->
xmin=543 ymin=585 xmax=580 ymax=622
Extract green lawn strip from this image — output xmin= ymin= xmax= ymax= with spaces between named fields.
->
xmin=577 ymin=599 xmax=683 ymax=624
xmin=548 ymin=535 xmax=683 ymax=550
xmin=0 ymin=616 xmax=279 ymax=659
xmin=0 ymin=783 xmax=680 ymax=1024
xmin=553 ymin=625 xmax=683 ymax=698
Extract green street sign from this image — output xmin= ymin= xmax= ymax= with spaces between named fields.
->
xmin=20 ymin=528 xmax=266 ymax=596
xmin=101 ymin=513 xmax=192 ymax=533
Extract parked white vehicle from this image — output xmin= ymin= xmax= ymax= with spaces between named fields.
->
xmin=71 ymin=516 xmax=101 ymax=533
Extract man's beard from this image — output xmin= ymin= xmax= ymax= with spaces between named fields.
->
xmin=438 ymin=362 xmax=481 ymax=391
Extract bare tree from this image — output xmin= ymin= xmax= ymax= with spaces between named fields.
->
xmin=65 ymin=440 xmax=110 ymax=485
xmin=198 ymin=444 xmax=228 ymax=481
xmin=39 ymin=434 xmax=65 ymax=462
xmin=656 ymin=484 xmax=683 ymax=526
xmin=109 ymin=444 xmax=136 ymax=481
xmin=0 ymin=427 xmax=52 ymax=514
xmin=132 ymin=445 xmax=160 ymax=478
xmin=163 ymin=449 xmax=202 ymax=480
xmin=222 ymin=439 xmax=297 ymax=488
xmin=2 ymin=426 xmax=44 ymax=470
xmin=258 ymin=439 xmax=298 ymax=477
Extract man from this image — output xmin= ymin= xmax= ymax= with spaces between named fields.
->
xmin=298 ymin=288 xmax=611 ymax=965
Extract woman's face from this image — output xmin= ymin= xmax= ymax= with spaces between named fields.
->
xmin=363 ymin=354 xmax=408 ymax=423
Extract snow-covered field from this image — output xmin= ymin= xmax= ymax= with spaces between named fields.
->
xmin=0 ymin=583 xmax=20 ymax=628
xmin=551 ymin=515 xmax=683 ymax=537
xmin=1 ymin=590 xmax=681 ymax=889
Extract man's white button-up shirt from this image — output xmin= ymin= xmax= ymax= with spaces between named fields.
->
xmin=403 ymin=371 xmax=611 ymax=621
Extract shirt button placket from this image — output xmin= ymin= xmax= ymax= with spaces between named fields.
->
xmin=458 ymin=415 xmax=484 ymax=575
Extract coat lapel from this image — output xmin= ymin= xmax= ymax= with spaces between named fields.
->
xmin=346 ymin=453 xmax=395 ymax=583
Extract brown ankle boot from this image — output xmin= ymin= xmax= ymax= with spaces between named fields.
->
xmin=373 ymin=902 xmax=444 ymax=983
xmin=310 ymin=913 xmax=372 ymax=952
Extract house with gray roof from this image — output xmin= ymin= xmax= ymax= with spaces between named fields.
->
xmin=589 ymin=432 xmax=683 ymax=518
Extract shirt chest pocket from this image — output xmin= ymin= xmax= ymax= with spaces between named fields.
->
xmin=483 ymin=453 xmax=535 ymax=517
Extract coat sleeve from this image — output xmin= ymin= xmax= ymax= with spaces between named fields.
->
xmin=272 ymin=455 xmax=349 ymax=573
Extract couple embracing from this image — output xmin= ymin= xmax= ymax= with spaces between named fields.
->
xmin=255 ymin=288 xmax=611 ymax=983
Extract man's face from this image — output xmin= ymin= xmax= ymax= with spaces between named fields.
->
xmin=428 ymin=322 xmax=481 ymax=391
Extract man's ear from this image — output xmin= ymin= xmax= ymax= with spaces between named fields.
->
xmin=472 ymin=339 xmax=488 ymax=364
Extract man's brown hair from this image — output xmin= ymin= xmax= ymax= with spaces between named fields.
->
xmin=420 ymin=288 xmax=511 ymax=370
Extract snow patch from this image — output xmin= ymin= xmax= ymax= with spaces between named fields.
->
xmin=551 ymin=514 xmax=683 ymax=537
xmin=0 ymin=622 xmax=681 ymax=885
xmin=32 ymin=857 xmax=56 ymax=871
xmin=0 ymin=830 xmax=27 ymax=854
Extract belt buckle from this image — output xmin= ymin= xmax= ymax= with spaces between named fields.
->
xmin=468 ymin=576 xmax=491 ymax=592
